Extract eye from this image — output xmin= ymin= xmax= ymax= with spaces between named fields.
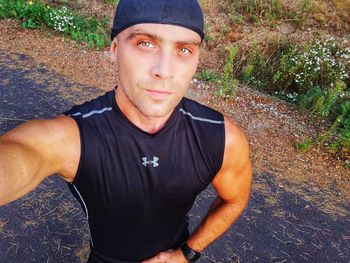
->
xmin=138 ymin=41 xmax=155 ymax=48
xmin=180 ymin=47 xmax=191 ymax=54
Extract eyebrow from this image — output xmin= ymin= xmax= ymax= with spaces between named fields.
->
xmin=125 ymin=30 xmax=202 ymax=46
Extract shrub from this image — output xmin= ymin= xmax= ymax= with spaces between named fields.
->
xmin=0 ymin=0 xmax=49 ymax=28
xmin=238 ymin=36 xmax=349 ymax=154
xmin=298 ymin=81 xmax=347 ymax=118
xmin=0 ymin=0 xmax=110 ymax=49
xmin=47 ymin=6 xmax=75 ymax=33
xmin=195 ymin=68 xmax=220 ymax=82
xmin=273 ymin=39 xmax=350 ymax=94
xmin=216 ymin=46 xmax=239 ymax=98
xmin=241 ymin=44 xmax=271 ymax=89
xmin=321 ymin=101 xmax=350 ymax=152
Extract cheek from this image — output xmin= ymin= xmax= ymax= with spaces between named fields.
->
xmin=177 ymin=59 xmax=198 ymax=81
xmin=118 ymin=51 xmax=145 ymax=82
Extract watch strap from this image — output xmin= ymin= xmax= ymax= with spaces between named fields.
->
xmin=180 ymin=242 xmax=201 ymax=262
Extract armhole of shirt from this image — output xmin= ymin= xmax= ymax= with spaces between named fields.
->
xmin=195 ymin=112 xmax=226 ymax=186
xmin=68 ymin=116 xmax=85 ymax=186
xmin=210 ymin=113 xmax=226 ymax=183
xmin=216 ymin=117 xmax=226 ymax=176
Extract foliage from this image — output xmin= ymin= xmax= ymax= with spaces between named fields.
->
xmin=216 ymin=46 xmax=239 ymax=98
xmin=232 ymin=0 xmax=284 ymax=20
xmin=0 ymin=0 xmax=110 ymax=49
xmin=241 ymin=37 xmax=350 ymax=153
xmin=298 ymin=81 xmax=346 ymax=118
xmin=320 ymin=101 xmax=350 ymax=151
xmin=223 ymin=0 xmax=312 ymax=26
xmin=195 ymin=68 xmax=220 ymax=82
xmin=0 ymin=0 xmax=48 ymax=28
xmin=273 ymin=39 xmax=350 ymax=94
xmin=47 ymin=6 xmax=75 ymax=32
xmin=295 ymin=138 xmax=313 ymax=152
xmin=241 ymin=44 xmax=271 ymax=89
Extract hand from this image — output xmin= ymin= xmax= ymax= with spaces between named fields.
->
xmin=142 ymin=249 xmax=188 ymax=263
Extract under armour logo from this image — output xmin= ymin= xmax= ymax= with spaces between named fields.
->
xmin=142 ymin=156 xmax=159 ymax=168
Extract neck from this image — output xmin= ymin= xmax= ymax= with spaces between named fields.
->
xmin=115 ymin=88 xmax=173 ymax=134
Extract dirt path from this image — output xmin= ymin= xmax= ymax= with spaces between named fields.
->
xmin=0 ymin=21 xmax=349 ymax=262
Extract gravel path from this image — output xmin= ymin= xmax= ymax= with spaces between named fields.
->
xmin=0 ymin=50 xmax=349 ymax=263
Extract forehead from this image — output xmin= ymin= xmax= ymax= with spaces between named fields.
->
xmin=119 ymin=23 xmax=202 ymax=45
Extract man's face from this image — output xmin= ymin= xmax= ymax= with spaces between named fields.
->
xmin=110 ymin=23 xmax=201 ymax=118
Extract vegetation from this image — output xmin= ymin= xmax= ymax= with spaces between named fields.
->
xmin=216 ymin=46 xmax=239 ymax=97
xmin=0 ymin=0 xmax=110 ymax=49
xmin=197 ymin=47 xmax=239 ymax=98
xmin=0 ymin=0 xmax=349 ymax=157
xmin=198 ymin=0 xmax=349 ymax=156
xmin=244 ymin=38 xmax=350 ymax=154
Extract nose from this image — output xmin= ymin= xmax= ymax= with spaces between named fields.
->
xmin=150 ymin=49 xmax=174 ymax=80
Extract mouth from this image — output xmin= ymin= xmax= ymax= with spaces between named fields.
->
xmin=145 ymin=89 xmax=173 ymax=99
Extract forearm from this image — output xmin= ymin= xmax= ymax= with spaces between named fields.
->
xmin=0 ymin=140 xmax=42 ymax=206
xmin=186 ymin=196 xmax=248 ymax=252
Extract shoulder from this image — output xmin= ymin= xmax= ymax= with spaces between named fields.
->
xmin=64 ymin=90 xmax=114 ymax=119
xmin=223 ymin=117 xmax=249 ymax=159
xmin=1 ymin=115 xmax=80 ymax=182
xmin=1 ymin=115 xmax=77 ymax=144
xmin=221 ymin=116 xmax=251 ymax=175
xmin=181 ymin=97 xmax=224 ymax=122
xmin=211 ymin=116 xmax=252 ymax=198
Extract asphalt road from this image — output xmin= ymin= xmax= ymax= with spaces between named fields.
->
xmin=0 ymin=50 xmax=349 ymax=263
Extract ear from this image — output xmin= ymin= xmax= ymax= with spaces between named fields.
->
xmin=110 ymin=38 xmax=118 ymax=64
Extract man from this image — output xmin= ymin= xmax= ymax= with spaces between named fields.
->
xmin=0 ymin=0 xmax=252 ymax=262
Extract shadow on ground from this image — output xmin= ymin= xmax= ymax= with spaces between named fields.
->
xmin=0 ymin=50 xmax=349 ymax=263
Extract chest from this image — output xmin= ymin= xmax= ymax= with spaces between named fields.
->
xmin=86 ymin=125 xmax=211 ymax=217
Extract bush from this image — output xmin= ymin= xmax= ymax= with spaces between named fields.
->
xmin=216 ymin=46 xmax=239 ymax=98
xmin=0 ymin=0 xmax=49 ymax=28
xmin=195 ymin=68 xmax=220 ymax=82
xmin=0 ymin=0 xmax=110 ymax=49
xmin=242 ymin=37 xmax=350 ymax=153
xmin=241 ymin=44 xmax=271 ymax=89
xmin=273 ymin=39 xmax=350 ymax=94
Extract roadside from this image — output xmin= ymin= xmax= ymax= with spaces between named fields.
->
xmin=1 ymin=48 xmax=349 ymax=263
xmin=0 ymin=19 xmax=349 ymax=218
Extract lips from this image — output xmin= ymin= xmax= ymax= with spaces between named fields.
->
xmin=145 ymin=89 xmax=173 ymax=99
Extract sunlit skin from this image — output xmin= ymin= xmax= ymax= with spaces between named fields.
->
xmin=110 ymin=24 xmax=202 ymax=133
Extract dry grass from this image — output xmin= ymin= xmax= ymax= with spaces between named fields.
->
xmin=0 ymin=0 xmax=349 ymax=219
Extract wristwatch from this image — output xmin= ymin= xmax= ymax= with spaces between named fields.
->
xmin=180 ymin=242 xmax=201 ymax=262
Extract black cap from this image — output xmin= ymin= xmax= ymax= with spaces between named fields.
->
xmin=111 ymin=0 xmax=205 ymax=40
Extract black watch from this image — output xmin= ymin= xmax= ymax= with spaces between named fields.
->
xmin=180 ymin=242 xmax=201 ymax=262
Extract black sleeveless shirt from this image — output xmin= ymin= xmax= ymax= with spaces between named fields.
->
xmin=64 ymin=90 xmax=225 ymax=262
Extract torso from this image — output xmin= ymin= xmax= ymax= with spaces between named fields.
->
xmin=64 ymin=90 xmax=225 ymax=262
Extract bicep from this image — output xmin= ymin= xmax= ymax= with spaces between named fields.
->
xmin=212 ymin=117 xmax=252 ymax=205
xmin=0 ymin=115 xmax=80 ymax=182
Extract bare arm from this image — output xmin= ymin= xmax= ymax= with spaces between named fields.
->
xmin=143 ymin=117 xmax=252 ymax=262
xmin=186 ymin=117 xmax=252 ymax=252
xmin=0 ymin=116 xmax=80 ymax=206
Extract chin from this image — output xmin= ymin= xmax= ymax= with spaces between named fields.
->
xmin=140 ymin=106 xmax=174 ymax=118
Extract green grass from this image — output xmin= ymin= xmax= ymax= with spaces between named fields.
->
xmin=0 ymin=0 xmax=111 ymax=49
xmin=295 ymin=139 xmax=314 ymax=152
xmin=195 ymin=68 xmax=220 ymax=83
xmin=241 ymin=37 xmax=350 ymax=154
